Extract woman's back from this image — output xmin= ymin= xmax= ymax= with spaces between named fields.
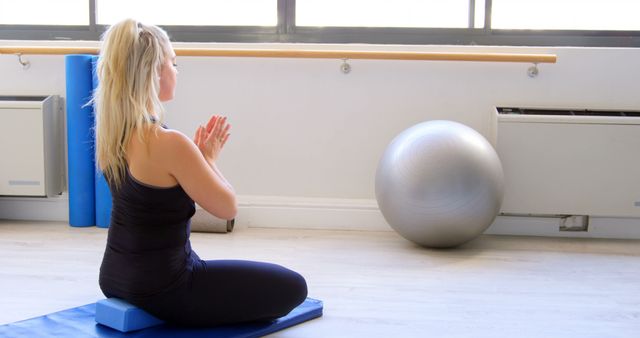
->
xmin=99 ymin=156 xmax=196 ymax=299
xmin=125 ymin=125 xmax=181 ymax=188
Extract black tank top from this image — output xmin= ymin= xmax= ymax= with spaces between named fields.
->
xmin=99 ymin=166 xmax=196 ymax=299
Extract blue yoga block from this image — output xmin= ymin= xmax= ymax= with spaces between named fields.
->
xmin=95 ymin=298 xmax=164 ymax=332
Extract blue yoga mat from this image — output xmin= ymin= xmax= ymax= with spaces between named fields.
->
xmin=65 ymin=55 xmax=97 ymax=227
xmin=0 ymin=298 xmax=323 ymax=338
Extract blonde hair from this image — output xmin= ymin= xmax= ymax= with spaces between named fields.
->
xmin=94 ymin=19 xmax=173 ymax=188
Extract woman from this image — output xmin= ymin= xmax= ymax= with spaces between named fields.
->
xmin=95 ymin=19 xmax=307 ymax=326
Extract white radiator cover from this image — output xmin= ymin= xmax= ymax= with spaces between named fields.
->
xmin=0 ymin=96 xmax=64 ymax=197
xmin=496 ymin=108 xmax=640 ymax=218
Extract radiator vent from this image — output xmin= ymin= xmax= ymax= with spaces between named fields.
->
xmin=0 ymin=95 xmax=64 ymax=197
xmin=495 ymin=106 xmax=640 ymax=218
xmin=498 ymin=107 xmax=640 ymax=117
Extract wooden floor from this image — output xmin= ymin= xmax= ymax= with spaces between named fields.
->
xmin=0 ymin=220 xmax=639 ymax=337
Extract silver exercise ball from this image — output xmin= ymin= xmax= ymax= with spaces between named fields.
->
xmin=375 ymin=120 xmax=504 ymax=248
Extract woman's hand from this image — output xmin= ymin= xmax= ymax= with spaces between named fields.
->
xmin=194 ymin=115 xmax=231 ymax=164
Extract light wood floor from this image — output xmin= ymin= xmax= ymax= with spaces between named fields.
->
xmin=0 ymin=221 xmax=639 ymax=337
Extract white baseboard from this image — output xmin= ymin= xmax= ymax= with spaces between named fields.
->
xmin=234 ymin=195 xmax=391 ymax=231
xmin=2 ymin=193 xmax=638 ymax=240
xmin=235 ymin=196 xmax=640 ymax=239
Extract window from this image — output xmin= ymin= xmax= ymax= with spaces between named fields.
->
xmin=0 ymin=0 xmax=639 ymax=47
xmin=296 ymin=0 xmax=469 ymax=29
xmin=492 ymin=0 xmax=640 ymax=31
xmin=474 ymin=0 xmax=486 ymax=29
xmin=0 ymin=0 xmax=88 ymax=25
xmin=96 ymin=0 xmax=277 ymax=26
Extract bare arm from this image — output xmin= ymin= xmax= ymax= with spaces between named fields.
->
xmin=162 ymin=116 xmax=237 ymax=220
xmin=211 ymin=162 xmax=235 ymax=192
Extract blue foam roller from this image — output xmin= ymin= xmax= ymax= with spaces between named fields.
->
xmin=65 ymin=54 xmax=97 ymax=227
xmin=95 ymin=298 xmax=164 ymax=332
xmin=0 ymin=298 xmax=323 ymax=338
xmin=91 ymin=56 xmax=113 ymax=229
xmin=95 ymin=172 xmax=112 ymax=228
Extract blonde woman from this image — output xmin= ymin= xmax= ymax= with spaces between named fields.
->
xmin=95 ymin=19 xmax=307 ymax=326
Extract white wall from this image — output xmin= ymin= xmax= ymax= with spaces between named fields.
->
xmin=1 ymin=41 xmax=639 ymax=236
xmin=160 ymin=44 xmax=640 ymax=199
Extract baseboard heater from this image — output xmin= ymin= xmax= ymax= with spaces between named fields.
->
xmin=0 ymin=96 xmax=64 ymax=197
xmin=495 ymin=107 xmax=640 ymax=219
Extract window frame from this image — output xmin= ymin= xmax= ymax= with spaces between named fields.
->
xmin=0 ymin=0 xmax=639 ymax=47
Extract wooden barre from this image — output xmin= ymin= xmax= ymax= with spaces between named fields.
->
xmin=0 ymin=46 xmax=557 ymax=63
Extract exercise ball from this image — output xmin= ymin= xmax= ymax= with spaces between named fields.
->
xmin=375 ymin=120 xmax=504 ymax=248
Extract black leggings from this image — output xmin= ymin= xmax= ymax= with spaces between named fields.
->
xmin=137 ymin=259 xmax=308 ymax=327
